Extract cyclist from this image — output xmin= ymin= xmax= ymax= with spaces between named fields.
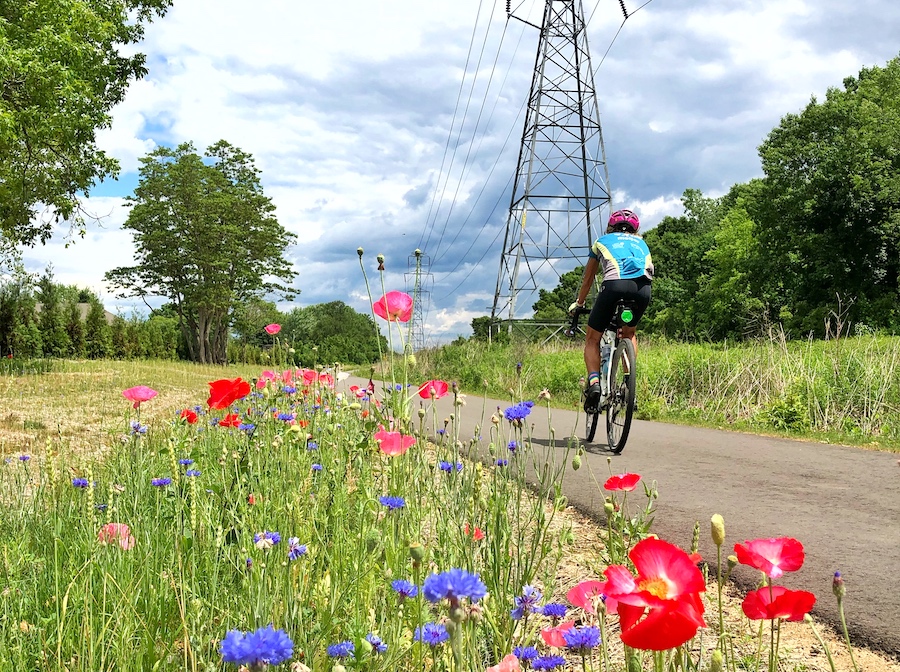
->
xmin=568 ymin=209 xmax=654 ymax=409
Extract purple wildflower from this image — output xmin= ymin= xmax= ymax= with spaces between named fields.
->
xmin=414 ymin=622 xmax=449 ymax=646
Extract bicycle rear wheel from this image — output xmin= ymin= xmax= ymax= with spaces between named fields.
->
xmin=606 ymin=339 xmax=636 ymax=454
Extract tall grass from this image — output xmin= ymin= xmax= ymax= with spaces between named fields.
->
xmin=414 ymin=333 xmax=900 ymax=449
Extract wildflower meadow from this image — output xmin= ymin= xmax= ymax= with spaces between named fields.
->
xmin=0 ymin=258 xmax=879 ymax=671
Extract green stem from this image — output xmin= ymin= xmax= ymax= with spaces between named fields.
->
xmin=804 ymin=615 xmax=837 ymax=672
xmin=837 ymin=597 xmax=859 ymax=672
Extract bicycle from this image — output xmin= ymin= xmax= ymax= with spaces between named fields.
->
xmin=567 ymin=303 xmax=637 ymax=453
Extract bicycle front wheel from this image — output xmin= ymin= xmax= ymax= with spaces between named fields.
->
xmin=606 ymin=339 xmax=636 ymax=454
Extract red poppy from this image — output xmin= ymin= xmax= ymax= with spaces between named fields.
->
xmin=603 ymin=537 xmax=706 ymax=650
xmin=604 ymin=473 xmax=642 ymax=491
xmin=373 ymin=291 xmax=414 ymax=322
xmin=741 ymin=586 xmax=816 ymax=621
xmin=464 ymin=523 xmax=486 ymax=541
xmin=374 ymin=428 xmax=416 ymax=456
xmin=734 ymin=537 xmax=805 ymax=579
xmin=122 ymin=385 xmax=158 ymax=409
xmin=207 ymin=378 xmax=251 ymax=410
xmin=98 ymin=523 xmax=136 ymax=550
xmin=418 ymin=379 xmax=449 ymax=399
xmin=540 ymin=621 xmax=574 ymax=647
xmin=350 ymin=385 xmax=367 ymax=398
xmin=485 ymin=654 xmax=521 ymax=672
xmin=318 ymin=373 xmax=334 ymax=388
xmin=300 ymin=369 xmax=318 ymax=386
xmin=248 ymin=493 xmax=259 ymax=505
xmin=282 ymin=369 xmax=293 ymax=384
xmin=567 ymin=579 xmax=618 ymax=615
xmin=179 ymin=409 xmax=199 ymax=424
xmin=264 ymin=323 xmax=281 ymax=335
xmin=219 ymin=413 xmax=242 ymax=428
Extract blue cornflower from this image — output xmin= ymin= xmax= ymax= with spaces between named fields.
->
xmin=563 ymin=624 xmax=601 ymax=651
xmin=414 ymin=622 xmax=449 ymax=647
xmin=507 ymin=440 xmax=518 ymax=453
xmin=513 ymin=646 xmax=539 ymax=661
xmin=283 ymin=385 xmax=297 ymax=395
xmin=130 ymin=421 xmax=148 ymax=435
xmin=238 ymin=422 xmax=256 ymax=433
xmin=423 ymin=568 xmax=487 ymax=604
xmin=532 ymin=655 xmax=566 ymax=670
xmin=95 ymin=503 xmax=108 ymax=511
xmin=210 ymin=417 xmax=220 ymax=426
xmin=18 ymin=455 xmax=30 ymax=462
xmin=326 ymin=640 xmax=354 ymax=658
xmin=495 ymin=459 xmax=509 ymax=467
xmin=185 ymin=469 xmax=201 ymax=477
xmin=277 ymin=412 xmax=295 ymax=422
xmin=438 ymin=460 xmax=463 ymax=472
xmin=511 ymin=585 xmax=543 ymax=620
xmin=287 ymin=537 xmax=307 ymax=561
xmin=365 ymin=633 xmax=388 ymax=654
xmin=379 ymin=495 xmax=405 ymax=511
xmin=179 ymin=458 xmax=194 ymax=466
xmin=151 ymin=477 xmax=172 ymax=487
xmin=541 ymin=603 xmax=568 ymax=619
xmin=391 ymin=579 xmax=419 ymax=599
xmin=253 ymin=531 xmax=281 ymax=550
xmin=246 ymin=558 xmax=253 ymax=569
xmin=220 ymin=624 xmax=293 ymax=666
xmin=503 ymin=402 xmax=533 ymax=422
xmin=311 ymin=463 xmax=323 ymax=472
xmin=307 ymin=441 xmax=318 ymax=451
xmin=436 ymin=428 xmax=446 ymax=436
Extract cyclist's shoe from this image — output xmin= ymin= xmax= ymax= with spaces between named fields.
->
xmin=584 ymin=383 xmax=603 ymax=411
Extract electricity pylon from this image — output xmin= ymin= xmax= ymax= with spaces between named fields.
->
xmin=405 ymin=250 xmax=432 ymax=352
xmin=491 ymin=0 xmax=610 ymax=325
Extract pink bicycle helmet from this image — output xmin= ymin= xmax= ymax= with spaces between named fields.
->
xmin=607 ymin=208 xmax=640 ymax=233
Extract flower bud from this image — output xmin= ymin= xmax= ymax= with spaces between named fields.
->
xmin=490 ymin=415 xmax=500 ymax=425
xmin=357 ymin=247 xmax=364 ymax=257
xmin=377 ymin=253 xmax=384 ymax=263
xmin=417 ymin=408 xmax=426 ymax=418
xmin=406 ymin=353 xmax=417 ymax=366
xmin=705 ymin=649 xmax=724 ymax=672
xmin=710 ymin=514 xmax=725 ymax=547
xmin=571 ymin=454 xmax=582 ymax=470
xmin=333 ymin=665 xmax=347 ymax=672
xmin=832 ymin=571 xmax=846 ymax=599
xmin=727 ymin=555 xmax=738 ymax=570
xmin=449 ymin=605 xmax=466 ymax=623
xmin=604 ymin=501 xmax=615 ymax=516
xmin=409 ymin=542 xmax=426 ymax=563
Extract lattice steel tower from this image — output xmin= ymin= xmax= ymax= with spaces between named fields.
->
xmin=405 ymin=249 xmax=432 ymax=352
xmin=491 ymin=0 xmax=611 ymax=323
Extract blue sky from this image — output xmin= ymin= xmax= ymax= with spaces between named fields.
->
xmin=18 ymin=0 xmax=900 ymax=343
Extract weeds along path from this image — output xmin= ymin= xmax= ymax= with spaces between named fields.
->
xmin=355 ymin=376 xmax=900 ymax=660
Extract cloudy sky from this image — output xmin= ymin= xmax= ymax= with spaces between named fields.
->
xmin=19 ymin=0 xmax=900 ymax=343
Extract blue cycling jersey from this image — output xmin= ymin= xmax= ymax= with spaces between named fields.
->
xmin=589 ymin=232 xmax=654 ymax=281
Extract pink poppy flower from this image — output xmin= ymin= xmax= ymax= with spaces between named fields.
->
xmin=373 ymin=291 xmax=413 ymax=322
xmin=603 ymin=537 xmax=706 ymax=651
xmin=264 ymin=323 xmax=281 ymax=335
xmin=98 ymin=523 xmax=136 ymax=550
xmin=741 ymin=586 xmax=816 ymax=621
xmin=734 ymin=537 xmax=805 ymax=579
xmin=604 ymin=473 xmax=642 ymax=491
xmin=350 ymin=385 xmax=368 ymax=398
xmin=567 ymin=579 xmax=618 ymax=615
xmin=374 ymin=428 xmax=416 ymax=456
xmin=540 ymin=621 xmax=574 ymax=647
xmin=300 ymin=369 xmax=318 ymax=386
xmin=318 ymin=373 xmax=334 ymax=388
xmin=418 ymin=379 xmax=449 ymax=399
xmin=122 ymin=385 xmax=157 ymax=409
xmin=486 ymin=654 xmax=521 ymax=672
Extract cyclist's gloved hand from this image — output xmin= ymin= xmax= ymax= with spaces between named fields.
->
xmin=568 ymin=301 xmax=583 ymax=316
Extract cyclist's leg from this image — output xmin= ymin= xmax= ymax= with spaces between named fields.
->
xmin=584 ymin=325 xmax=602 ymax=376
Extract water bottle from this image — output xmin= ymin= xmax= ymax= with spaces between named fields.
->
xmin=600 ymin=343 xmax=611 ymax=394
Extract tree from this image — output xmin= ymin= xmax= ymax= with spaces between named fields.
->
xmin=84 ymin=298 xmax=112 ymax=359
xmin=0 ymin=0 xmax=172 ymax=245
xmin=105 ymin=141 xmax=297 ymax=364
xmin=36 ymin=268 xmax=71 ymax=357
xmin=757 ymin=56 xmax=900 ymax=333
xmin=282 ymin=301 xmax=387 ymax=366
xmin=531 ymin=266 xmax=585 ymax=321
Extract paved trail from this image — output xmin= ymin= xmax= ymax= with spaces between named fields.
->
xmin=352 ymin=377 xmax=900 ymax=658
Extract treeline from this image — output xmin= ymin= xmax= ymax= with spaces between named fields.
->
xmin=0 ymin=266 xmax=387 ymax=366
xmin=527 ymin=55 xmax=900 ymax=342
xmin=0 ymin=268 xmax=178 ymax=360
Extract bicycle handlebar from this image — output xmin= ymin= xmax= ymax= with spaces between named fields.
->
xmin=566 ymin=306 xmax=591 ymax=337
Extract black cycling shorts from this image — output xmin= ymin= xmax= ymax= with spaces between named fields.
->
xmin=587 ymin=278 xmax=652 ymax=332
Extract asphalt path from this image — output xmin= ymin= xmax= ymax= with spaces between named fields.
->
xmin=350 ymin=377 xmax=900 ymax=658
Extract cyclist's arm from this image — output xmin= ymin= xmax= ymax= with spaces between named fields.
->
xmin=574 ymin=257 xmax=600 ymax=307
